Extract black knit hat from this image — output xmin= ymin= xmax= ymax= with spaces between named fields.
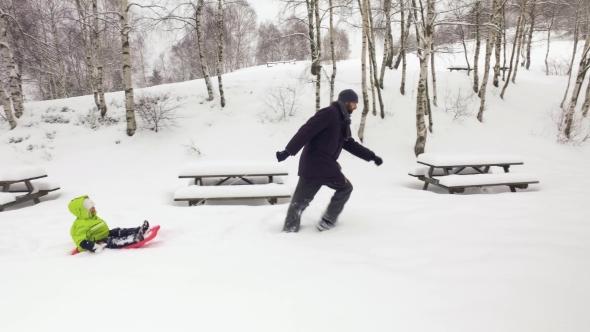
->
xmin=338 ymin=89 xmax=359 ymax=103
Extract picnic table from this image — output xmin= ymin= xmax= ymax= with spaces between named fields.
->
xmin=174 ymin=161 xmax=292 ymax=206
xmin=0 ymin=166 xmax=60 ymax=211
xmin=448 ymin=66 xmax=509 ymax=73
xmin=409 ymin=153 xmax=539 ymax=194
xmin=267 ymin=59 xmax=296 ymax=67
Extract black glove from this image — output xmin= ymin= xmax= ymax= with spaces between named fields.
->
xmin=372 ymin=155 xmax=383 ymax=166
xmin=276 ymin=150 xmax=290 ymax=162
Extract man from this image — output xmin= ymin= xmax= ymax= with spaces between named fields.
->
xmin=276 ymin=89 xmax=383 ymax=232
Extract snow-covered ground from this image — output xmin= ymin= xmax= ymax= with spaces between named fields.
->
xmin=1 ymin=38 xmax=589 ymax=331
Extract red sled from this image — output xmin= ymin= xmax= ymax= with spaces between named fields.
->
xmin=71 ymin=225 xmax=160 ymax=255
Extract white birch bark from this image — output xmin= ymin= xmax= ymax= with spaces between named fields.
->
xmin=560 ymin=0 xmax=582 ymax=108
xmin=365 ymin=0 xmax=384 ymax=118
xmin=358 ymin=0 xmax=370 ymax=142
xmin=75 ymin=0 xmax=97 ymax=96
xmin=217 ymin=0 xmax=226 ymax=108
xmin=414 ymin=0 xmax=433 ymax=156
xmin=314 ymin=0 xmax=321 ymax=111
xmin=477 ymin=0 xmax=503 ymax=122
xmin=564 ymin=26 xmax=590 ymax=137
xmin=379 ymin=0 xmax=393 ymax=88
xmin=121 ymin=0 xmax=136 ymax=136
xmin=472 ymin=0 xmax=481 ymax=93
xmin=0 ymin=13 xmax=23 ymax=118
xmin=500 ymin=0 xmax=527 ymax=99
xmin=1 ymin=84 xmax=16 ymax=129
xmin=582 ymin=75 xmax=590 ymax=117
xmin=196 ymin=1 xmax=214 ymax=101
xmin=92 ymin=0 xmax=107 ymax=116
xmin=329 ymin=0 xmax=336 ymax=102
xmin=525 ymin=0 xmax=537 ymax=70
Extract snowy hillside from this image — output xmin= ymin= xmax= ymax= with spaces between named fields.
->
xmin=1 ymin=38 xmax=589 ymax=332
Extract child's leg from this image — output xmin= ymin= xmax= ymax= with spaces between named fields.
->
xmin=105 ymin=234 xmax=137 ymax=248
xmin=109 ymin=227 xmax=140 ymax=237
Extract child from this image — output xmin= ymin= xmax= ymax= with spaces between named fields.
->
xmin=69 ymin=195 xmax=149 ymax=253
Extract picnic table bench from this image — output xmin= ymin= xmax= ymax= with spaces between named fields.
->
xmin=174 ymin=161 xmax=292 ymax=206
xmin=267 ymin=59 xmax=296 ymax=67
xmin=0 ymin=166 xmax=60 ymax=211
xmin=409 ymin=153 xmax=539 ymax=194
xmin=448 ymin=66 xmax=509 ymax=73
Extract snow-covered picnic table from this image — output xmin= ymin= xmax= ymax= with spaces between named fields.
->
xmin=175 ymin=161 xmax=291 ymax=206
xmin=409 ymin=153 xmax=539 ymax=194
xmin=0 ymin=166 xmax=60 ymax=211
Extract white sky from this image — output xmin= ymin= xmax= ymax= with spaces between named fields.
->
xmin=249 ymin=0 xmax=282 ymax=23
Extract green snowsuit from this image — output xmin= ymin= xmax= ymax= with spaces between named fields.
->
xmin=69 ymin=195 xmax=110 ymax=252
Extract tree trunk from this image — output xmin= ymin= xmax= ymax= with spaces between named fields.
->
xmin=431 ymin=41 xmax=437 ymax=107
xmin=369 ymin=50 xmax=377 ymax=116
xmin=379 ymin=0 xmax=393 ymax=88
xmin=545 ymin=5 xmax=555 ymax=76
xmin=500 ymin=0 xmax=527 ymax=99
xmin=493 ymin=2 xmax=504 ymax=87
xmin=460 ymin=26 xmax=470 ymax=71
xmin=1 ymin=84 xmax=16 ymax=129
xmin=121 ymin=0 xmax=136 ymax=136
xmin=564 ymin=26 xmax=590 ymax=137
xmin=358 ymin=0 xmax=370 ymax=142
xmin=502 ymin=4 xmax=507 ymax=81
xmin=93 ymin=0 xmax=107 ymax=116
xmin=76 ymin=0 xmax=96 ymax=96
xmin=0 ymin=14 xmax=24 ymax=118
xmin=314 ymin=0 xmax=321 ymax=111
xmin=477 ymin=0 xmax=502 ymax=122
xmin=560 ymin=0 xmax=582 ymax=108
xmin=414 ymin=0 xmax=433 ymax=156
xmin=217 ymin=0 xmax=226 ymax=108
xmin=512 ymin=20 xmax=527 ymax=82
xmin=394 ymin=6 xmax=411 ymax=70
xmin=306 ymin=0 xmax=319 ymax=76
xmin=473 ymin=0 xmax=481 ymax=93
xmin=525 ymin=0 xmax=536 ymax=70
xmin=196 ymin=1 xmax=214 ymax=101
xmin=50 ymin=16 xmax=69 ymax=98
xmin=329 ymin=0 xmax=337 ymax=102
xmin=365 ymin=0 xmax=384 ymax=118
xmin=582 ymin=74 xmax=590 ymax=117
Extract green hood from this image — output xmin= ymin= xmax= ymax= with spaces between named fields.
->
xmin=68 ymin=195 xmax=93 ymax=219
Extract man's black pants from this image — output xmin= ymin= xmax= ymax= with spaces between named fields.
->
xmin=283 ymin=177 xmax=353 ymax=232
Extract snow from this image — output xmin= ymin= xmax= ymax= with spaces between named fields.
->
xmin=0 ymin=192 xmax=16 ymax=205
xmin=437 ymin=173 xmax=540 ymax=187
xmin=0 ymin=166 xmax=47 ymax=182
xmin=1 ymin=37 xmax=590 ymax=331
xmin=174 ymin=183 xmax=291 ymax=200
xmin=417 ymin=152 xmax=525 ymax=166
xmin=178 ymin=160 xmax=289 ymax=177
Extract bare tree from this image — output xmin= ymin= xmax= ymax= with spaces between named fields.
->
xmin=92 ymin=0 xmax=107 ymax=116
xmin=121 ymin=0 xmax=136 ymax=136
xmin=564 ymin=22 xmax=590 ymax=137
xmin=500 ymin=0 xmax=528 ymax=99
xmin=560 ymin=0 xmax=583 ymax=108
xmin=358 ymin=0 xmax=370 ymax=142
xmin=217 ymin=0 xmax=225 ymax=108
xmin=0 ymin=8 xmax=23 ymax=118
xmin=477 ymin=0 xmax=503 ymax=122
xmin=196 ymin=0 xmax=215 ymax=101
xmin=328 ymin=0 xmax=337 ymax=102
xmin=0 ymin=83 xmax=16 ymax=128
xmin=472 ymin=0 xmax=481 ymax=93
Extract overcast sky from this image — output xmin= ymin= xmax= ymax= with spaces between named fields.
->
xmin=249 ymin=0 xmax=282 ymax=23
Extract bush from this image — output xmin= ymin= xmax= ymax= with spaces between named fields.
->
xmin=135 ymin=91 xmax=183 ymax=132
xmin=259 ymin=82 xmax=302 ymax=123
xmin=42 ymin=114 xmax=70 ymax=124
xmin=75 ymin=107 xmax=120 ymax=130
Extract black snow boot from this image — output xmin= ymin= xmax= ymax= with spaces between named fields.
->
xmin=316 ymin=217 xmax=336 ymax=232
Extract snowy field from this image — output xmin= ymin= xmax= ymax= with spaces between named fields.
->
xmin=1 ymin=37 xmax=589 ymax=331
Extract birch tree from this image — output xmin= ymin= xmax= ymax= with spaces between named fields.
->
xmin=328 ymin=0 xmax=337 ymax=102
xmin=358 ymin=0 xmax=370 ymax=142
xmin=0 ymin=9 xmax=24 ymax=118
xmin=1 ymin=83 xmax=16 ymax=129
xmin=412 ymin=0 xmax=434 ymax=155
xmin=564 ymin=23 xmax=590 ymax=137
xmin=121 ymin=0 xmax=136 ymax=136
xmin=92 ymin=0 xmax=107 ymax=116
xmin=477 ymin=0 xmax=503 ymax=122
xmin=472 ymin=0 xmax=481 ymax=93
xmin=217 ymin=0 xmax=225 ymax=108
xmin=500 ymin=0 xmax=528 ymax=99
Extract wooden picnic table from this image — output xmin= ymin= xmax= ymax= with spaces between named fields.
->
xmin=175 ymin=161 xmax=291 ymax=206
xmin=409 ymin=153 xmax=539 ymax=194
xmin=0 ymin=173 xmax=60 ymax=211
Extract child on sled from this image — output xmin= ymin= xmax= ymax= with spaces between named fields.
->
xmin=69 ymin=195 xmax=149 ymax=253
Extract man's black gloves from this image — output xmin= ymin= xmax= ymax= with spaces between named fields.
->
xmin=276 ymin=150 xmax=290 ymax=162
xmin=372 ymin=155 xmax=383 ymax=166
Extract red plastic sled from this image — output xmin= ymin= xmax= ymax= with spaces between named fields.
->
xmin=71 ymin=225 xmax=160 ymax=255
